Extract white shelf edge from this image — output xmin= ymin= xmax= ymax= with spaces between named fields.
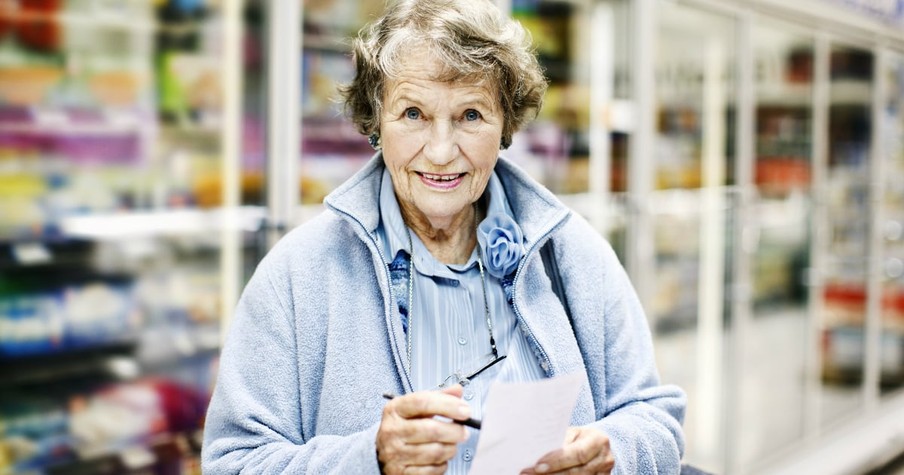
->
xmin=59 ymin=206 xmax=265 ymax=240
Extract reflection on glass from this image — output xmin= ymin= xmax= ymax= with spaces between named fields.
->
xmin=743 ymin=23 xmax=813 ymax=469
xmin=512 ymin=0 xmax=591 ymax=194
xmin=0 ymin=2 xmax=232 ymax=471
xmin=652 ymin=3 xmax=735 ymax=470
xmin=880 ymin=53 xmax=904 ymax=395
xmin=300 ymin=2 xmax=383 ymax=205
xmin=653 ymin=2 xmax=735 ymax=326
xmin=821 ymin=45 xmax=873 ymax=425
xmin=513 ymin=0 xmax=634 ymax=261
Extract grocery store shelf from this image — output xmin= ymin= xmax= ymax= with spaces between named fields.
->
xmin=0 ymin=108 xmax=151 ymax=138
xmin=0 ymin=239 xmax=93 ymax=268
xmin=0 ymin=340 xmax=138 ymax=388
xmin=829 ymin=79 xmax=873 ymax=105
xmin=0 ymin=121 xmax=142 ymax=136
xmin=45 ymin=429 xmax=202 ymax=475
xmin=0 ymin=10 xmax=179 ymax=34
xmin=59 ymin=206 xmax=266 ymax=241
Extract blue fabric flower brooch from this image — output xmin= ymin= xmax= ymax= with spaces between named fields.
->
xmin=477 ymin=213 xmax=525 ymax=279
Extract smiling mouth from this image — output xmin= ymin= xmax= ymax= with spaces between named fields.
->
xmin=416 ymin=172 xmax=466 ymax=190
xmin=418 ymin=172 xmax=465 ymax=182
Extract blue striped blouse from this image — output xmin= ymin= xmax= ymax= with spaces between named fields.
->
xmin=375 ymin=169 xmax=546 ymax=473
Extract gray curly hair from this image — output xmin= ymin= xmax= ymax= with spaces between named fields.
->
xmin=338 ymin=0 xmax=547 ymax=149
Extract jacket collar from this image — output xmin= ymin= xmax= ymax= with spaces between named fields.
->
xmin=324 ymin=152 xmax=571 ymax=249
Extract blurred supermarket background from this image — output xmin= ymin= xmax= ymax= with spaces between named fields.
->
xmin=1 ymin=0 xmax=903 ymax=473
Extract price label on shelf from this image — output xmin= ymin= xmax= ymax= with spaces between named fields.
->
xmin=120 ymin=446 xmax=156 ymax=470
xmin=33 ymin=109 xmax=68 ymax=127
xmin=12 ymin=243 xmax=52 ymax=265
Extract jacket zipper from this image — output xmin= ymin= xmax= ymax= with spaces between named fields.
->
xmin=327 ymin=205 xmax=413 ymax=393
xmin=511 ymin=217 xmax=570 ymax=377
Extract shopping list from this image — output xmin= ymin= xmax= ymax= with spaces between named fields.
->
xmin=469 ymin=372 xmax=584 ymax=475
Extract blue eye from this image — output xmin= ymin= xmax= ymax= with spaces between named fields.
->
xmin=405 ymin=108 xmax=421 ymax=120
xmin=464 ymin=109 xmax=481 ymax=121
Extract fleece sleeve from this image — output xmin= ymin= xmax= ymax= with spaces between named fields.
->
xmin=201 ymin=261 xmax=381 ymax=474
xmin=583 ymin=245 xmax=687 ymax=475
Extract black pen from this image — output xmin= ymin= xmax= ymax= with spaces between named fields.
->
xmin=381 ymin=393 xmax=482 ymax=430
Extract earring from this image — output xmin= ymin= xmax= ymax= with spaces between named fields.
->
xmin=369 ymin=133 xmax=381 ymax=150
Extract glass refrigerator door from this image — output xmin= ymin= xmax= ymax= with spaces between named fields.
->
xmin=652 ymin=3 xmax=736 ymax=469
xmin=510 ymin=0 xmax=630 ymax=255
xmin=881 ymin=52 xmax=904 ymax=395
xmin=0 ymin=2 xmax=247 ymax=472
xmin=298 ymin=1 xmax=382 ymax=214
xmin=741 ymin=21 xmax=814 ymax=468
xmin=820 ymin=44 xmax=874 ymax=424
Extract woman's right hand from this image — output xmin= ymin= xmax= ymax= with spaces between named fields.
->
xmin=376 ymin=385 xmax=471 ymax=474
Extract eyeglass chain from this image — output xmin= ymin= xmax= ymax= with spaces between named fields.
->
xmin=405 ymin=203 xmax=498 ymax=372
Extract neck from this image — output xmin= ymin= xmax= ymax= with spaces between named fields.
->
xmin=402 ymin=202 xmax=483 ymax=265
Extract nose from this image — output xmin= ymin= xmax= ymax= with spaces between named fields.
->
xmin=422 ymin=120 xmax=457 ymax=166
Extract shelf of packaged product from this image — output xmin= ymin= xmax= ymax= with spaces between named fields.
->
xmin=660 ymin=79 xmax=871 ymax=108
xmin=0 ymin=10 xmax=221 ymax=35
xmin=30 ymin=15 xmax=155 ymax=34
xmin=0 ymin=121 xmax=143 ymax=136
xmin=0 ymin=238 xmax=94 ymax=269
xmin=0 ymin=208 xmax=264 ymax=255
xmin=58 ymin=206 xmax=266 ymax=241
xmin=0 ymin=340 xmax=138 ymax=389
xmin=0 ymin=108 xmax=146 ymax=133
xmin=757 ymin=80 xmax=871 ymax=105
xmin=40 ymin=429 xmax=203 ymax=475
xmin=0 ymin=321 xmax=221 ymax=389
xmin=1 ymin=375 xmax=208 ymax=473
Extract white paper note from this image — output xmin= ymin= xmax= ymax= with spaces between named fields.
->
xmin=469 ymin=372 xmax=584 ymax=475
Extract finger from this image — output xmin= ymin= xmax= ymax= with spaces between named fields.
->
xmin=377 ymin=435 xmax=461 ymax=471
xmin=396 ymin=441 xmax=459 ymax=465
xmin=391 ymin=390 xmax=471 ymax=422
xmin=563 ymin=427 xmax=580 ymax=444
xmin=401 ymin=463 xmax=448 ymax=475
xmin=380 ymin=440 xmax=458 ymax=464
xmin=440 ymin=384 xmax=464 ymax=398
xmin=532 ymin=428 xmax=607 ymax=473
xmin=382 ymin=459 xmax=448 ymax=475
xmin=397 ymin=418 xmax=468 ymax=444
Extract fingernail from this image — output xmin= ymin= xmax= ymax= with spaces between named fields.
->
xmin=458 ymin=405 xmax=471 ymax=418
xmin=536 ymin=463 xmax=549 ymax=473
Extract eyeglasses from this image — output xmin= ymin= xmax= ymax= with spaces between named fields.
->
xmin=436 ymin=353 xmax=507 ymax=389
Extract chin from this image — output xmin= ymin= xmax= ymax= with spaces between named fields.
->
xmin=419 ymin=202 xmax=470 ymax=224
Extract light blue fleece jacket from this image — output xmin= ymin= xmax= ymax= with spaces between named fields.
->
xmin=202 ymin=154 xmax=686 ymax=474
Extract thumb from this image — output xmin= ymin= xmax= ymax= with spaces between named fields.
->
xmin=440 ymin=384 xmax=464 ymax=399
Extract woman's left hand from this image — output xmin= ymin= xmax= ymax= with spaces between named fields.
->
xmin=520 ymin=426 xmax=615 ymax=474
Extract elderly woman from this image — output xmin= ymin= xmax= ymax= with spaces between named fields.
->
xmin=202 ymin=0 xmax=685 ymax=473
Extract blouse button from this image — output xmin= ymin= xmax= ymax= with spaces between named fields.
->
xmin=458 ymin=336 xmax=468 ymax=345
xmin=463 ymin=449 xmax=473 ymax=462
xmin=464 ymin=389 xmax=475 ymax=400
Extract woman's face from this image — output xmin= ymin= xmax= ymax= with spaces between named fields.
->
xmin=380 ymin=56 xmax=503 ymax=232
